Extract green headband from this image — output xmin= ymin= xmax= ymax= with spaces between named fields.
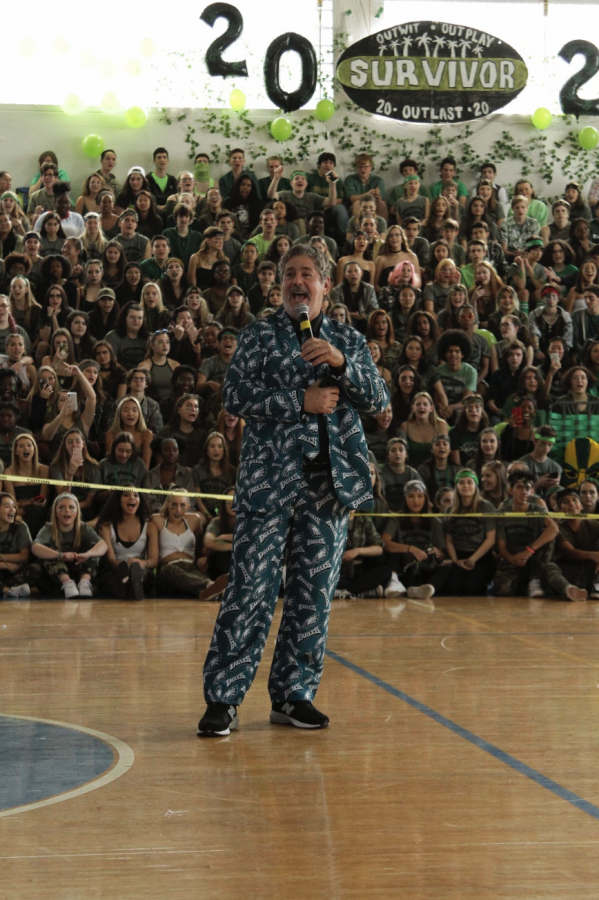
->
xmin=403 ymin=175 xmax=419 ymax=183
xmin=534 ymin=433 xmax=556 ymax=443
xmin=290 ymin=170 xmax=306 ymax=179
xmin=526 ymin=238 xmax=544 ymax=249
xmin=455 ymin=469 xmax=479 ymax=485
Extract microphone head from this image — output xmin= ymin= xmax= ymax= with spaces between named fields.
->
xmin=295 ymin=303 xmax=310 ymax=321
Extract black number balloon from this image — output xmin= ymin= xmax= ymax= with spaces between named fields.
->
xmin=201 ymin=2 xmax=248 ymax=78
xmin=263 ymin=32 xmax=317 ymax=112
xmin=559 ymin=40 xmax=599 ymax=117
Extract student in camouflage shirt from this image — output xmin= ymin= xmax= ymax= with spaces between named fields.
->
xmin=495 ymin=470 xmax=586 ymax=600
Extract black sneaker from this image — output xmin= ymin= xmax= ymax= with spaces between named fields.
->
xmin=128 ymin=562 xmax=144 ymax=601
xmin=270 ymin=700 xmax=329 ymax=729
xmin=197 ymin=702 xmax=239 ymax=737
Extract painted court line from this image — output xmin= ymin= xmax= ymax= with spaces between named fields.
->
xmin=0 ymin=715 xmax=134 ymax=819
xmin=326 ymin=648 xmax=599 ymax=823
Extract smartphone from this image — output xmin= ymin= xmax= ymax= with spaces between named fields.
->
xmin=66 ymin=392 xmax=78 ymax=411
xmin=512 ymin=406 xmax=523 ymax=427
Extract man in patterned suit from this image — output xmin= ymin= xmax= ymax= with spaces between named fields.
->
xmin=198 ymin=245 xmax=389 ymax=737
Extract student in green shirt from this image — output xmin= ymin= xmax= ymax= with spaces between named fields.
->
xmin=388 ymin=158 xmax=431 ymax=218
xmin=247 ymin=208 xmax=277 ymax=257
xmin=429 ymin=157 xmax=468 ymax=205
xmin=147 ymin=148 xmax=178 ymax=213
xmin=344 ymin=152 xmax=387 ymax=221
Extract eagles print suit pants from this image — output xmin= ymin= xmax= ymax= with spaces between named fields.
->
xmin=203 ymin=468 xmax=350 ymax=706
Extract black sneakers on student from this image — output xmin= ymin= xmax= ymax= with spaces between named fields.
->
xmin=270 ymin=700 xmax=329 ymax=729
xmin=197 ymin=703 xmax=239 ymax=737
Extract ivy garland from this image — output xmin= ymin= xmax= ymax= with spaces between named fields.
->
xmin=160 ymin=100 xmax=596 ymax=201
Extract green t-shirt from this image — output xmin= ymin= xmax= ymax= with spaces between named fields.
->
xmin=247 ymin=233 xmax=274 ymax=257
xmin=150 ymin=173 xmax=169 ymax=192
xmin=435 ymin=362 xmax=477 ymax=404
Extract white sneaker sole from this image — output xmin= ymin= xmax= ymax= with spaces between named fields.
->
xmin=269 ymin=710 xmax=329 ymax=729
xmin=407 ymin=585 xmax=435 ymax=600
xmin=197 ymin=714 xmax=239 ymax=737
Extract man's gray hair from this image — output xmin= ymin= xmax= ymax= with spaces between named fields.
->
xmin=278 ymin=244 xmax=330 ymax=284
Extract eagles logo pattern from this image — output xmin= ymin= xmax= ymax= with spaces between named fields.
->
xmin=202 ymin=307 xmax=389 ymax=707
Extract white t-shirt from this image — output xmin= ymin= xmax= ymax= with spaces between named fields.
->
xmin=34 ymin=211 xmax=85 ymax=238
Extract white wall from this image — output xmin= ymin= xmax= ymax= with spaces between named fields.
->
xmin=2 ymin=103 xmax=598 ymax=202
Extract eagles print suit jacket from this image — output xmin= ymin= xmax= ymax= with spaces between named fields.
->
xmin=223 ymin=307 xmax=390 ymax=513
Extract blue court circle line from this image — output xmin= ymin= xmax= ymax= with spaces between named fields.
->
xmin=0 ymin=714 xmax=135 ymax=818
xmin=326 ymin=648 xmax=599 ymax=823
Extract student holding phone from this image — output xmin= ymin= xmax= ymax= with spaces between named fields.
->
xmin=41 ymin=366 xmax=97 ymax=459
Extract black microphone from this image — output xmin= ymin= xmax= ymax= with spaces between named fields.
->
xmin=295 ymin=303 xmax=313 ymax=344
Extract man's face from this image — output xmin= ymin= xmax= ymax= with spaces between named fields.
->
xmin=43 ymin=169 xmax=57 ymax=189
xmin=585 ymin=291 xmax=599 ymax=314
xmin=356 ymin=160 xmax=373 ymax=179
xmin=218 ymin=216 xmax=234 ymax=236
xmin=559 ymin=494 xmax=583 ymax=516
xmin=230 ymin=152 xmax=244 ymax=170
xmin=56 ymin=195 xmax=70 ymax=217
xmin=469 ymin=245 xmax=485 ymax=265
xmin=535 ymin=438 xmax=553 ymax=457
xmin=401 ymin=165 xmax=417 ymax=177
xmin=291 ymin=174 xmax=307 ymax=192
xmin=120 ymin=215 xmax=137 ymax=236
xmin=445 ymin=345 xmax=463 ymax=368
xmin=553 ymin=204 xmax=569 ymax=227
xmin=267 ymin=159 xmax=282 ymax=177
xmin=318 ymin=158 xmax=335 ymax=175
xmin=440 ymin=162 xmax=456 ymax=182
xmin=512 ymin=481 xmax=533 ymax=504
xmin=361 ymin=201 xmax=375 ymax=218
xmin=154 ymin=151 xmax=169 ymax=168
xmin=262 ymin=213 xmax=276 ymax=232
xmin=154 ymin=239 xmax=169 ymax=261
xmin=219 ymin=334 xmax=237 ymax=356
xmin=282 ymin=254 xmax=328 ymax=320
xmin=512 ymin=200 xmax=528 ymax=218
xmin=481 ymin=166 xmax=495 ymax=182
xmin=441 ymin=226 xmax=458 ymax=244
xmin=309 ymin=216 xmax=325 ymax=235
xmin=404 ymin=223 xmax=419 ymax=242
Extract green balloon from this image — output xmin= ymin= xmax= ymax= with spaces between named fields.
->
xmin=579 ymin=126 xmax=599 ymax=150
xmin=81 ymin=134 xmax=105 ymax=158
xmin=315 ymin=99 xmax=335 ymax=122
xmin=531 ymin=107 xmax=552 ymax=130
xmin=124 ymin=106 xmax=148 ymax=129
xmin=270 ymin=116 xmax=292 ymax=142
xmin=229 ymin=89 xmax=246 ymax=112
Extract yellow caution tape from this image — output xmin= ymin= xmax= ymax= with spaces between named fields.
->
xmin=0 ymin=472 xmax=590 ymax=519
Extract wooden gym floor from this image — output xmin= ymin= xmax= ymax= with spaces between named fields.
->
xmin=2 ymin=593 xmax=599 ymax=899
